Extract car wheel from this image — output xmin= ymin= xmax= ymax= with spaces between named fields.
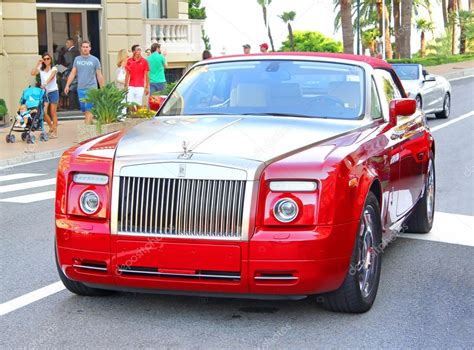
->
xmin=435 ymin=93 xmax=450 ymax=119
xmin=55 ymin=243 xmax=114 ymax=297
xmin=404 ymin=156 xmax=435 ymax=233
xmin=416 ymin=95 xmax=422 ymax=110
xmin=319 ymin=192 xmax=382 ymax=313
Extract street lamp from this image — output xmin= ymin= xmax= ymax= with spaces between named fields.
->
xmin=356 ymin=0 xmax=360 ymax=55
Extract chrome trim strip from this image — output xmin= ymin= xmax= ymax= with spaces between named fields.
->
xmin=73 ymin=264 xmax=107 ymax=272
xmin=254 ymin=276 xmax=299 ymax=281
xmin=117 ymin=268 xmax=240 ymax=280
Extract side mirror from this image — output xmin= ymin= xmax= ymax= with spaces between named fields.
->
xmin=424 ymin=75 xmax=436 ymax=82
xmin=389 ymin=98 xmax=417 ymax=125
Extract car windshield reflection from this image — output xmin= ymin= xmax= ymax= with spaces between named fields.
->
xmin=159 ymin=60 xmax=366 ymax=120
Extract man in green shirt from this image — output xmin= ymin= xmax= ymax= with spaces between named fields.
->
xmin=147 ymin=43 xmax=168 ymax=94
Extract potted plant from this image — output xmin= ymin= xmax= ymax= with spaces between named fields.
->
xmin=0 ymin=99 xmax=8 ymax=126
xmin=76 ymin=83 xmax=129 ymax=141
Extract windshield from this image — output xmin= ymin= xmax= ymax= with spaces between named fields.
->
xmin=392 ymin=64 xmax=419 ymax=80
xmin=159 ymin=60 xmax=365 ymax=120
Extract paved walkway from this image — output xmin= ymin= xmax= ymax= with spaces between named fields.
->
xmin=0 ymin=119 xmax=84 ymax=167
xmin=0 ymin=59 xmax=472 ymax=168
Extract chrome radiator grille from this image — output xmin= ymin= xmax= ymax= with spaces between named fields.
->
xmin=117 ymin=177 xmax=246 ymax=238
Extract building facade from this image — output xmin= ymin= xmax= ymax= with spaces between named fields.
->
xmin=0 ymin=0 xmax=204 ymax=115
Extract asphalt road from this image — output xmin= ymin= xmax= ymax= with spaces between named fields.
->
xmin=0 ymin=77 xmax=473 ymax=349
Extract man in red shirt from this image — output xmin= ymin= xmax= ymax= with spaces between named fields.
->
xmin=124 ymin=44 xmax=150 ymax=109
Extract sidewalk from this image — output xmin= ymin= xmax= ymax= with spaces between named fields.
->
xmin=427 ymin=59 xmax=474 ymax=80
xmin=0 ymin=119 xmax=84 ymax=168
xmin=1 ymin=59 xmax=473 ymax=168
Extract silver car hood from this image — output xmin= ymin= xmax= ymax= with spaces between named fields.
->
xmin=115 ymin=115 xmax=364 ymax=164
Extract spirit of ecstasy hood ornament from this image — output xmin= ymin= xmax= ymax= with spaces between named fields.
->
xmin=178 ymin=141 xmax=193 ymax=159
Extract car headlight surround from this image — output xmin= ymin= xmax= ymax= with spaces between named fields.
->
xmin=79 ymin=190 xmax=100 ymax=215
xmin=273 ymin=198 xmax=299 ymax=223
xmin=73 ymin=173 xmax=109 ymax=185
xmin=269 ymin=181 xmax=318 ymax=192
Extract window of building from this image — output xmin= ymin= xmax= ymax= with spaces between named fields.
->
xmin=142 ymin=0 xmax=167 ymax=19
xmin=165 ymin=68 xmax=185 ymax=83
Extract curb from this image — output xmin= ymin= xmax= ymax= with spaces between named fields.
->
xmin=440 ymin=68 xmax=474 ymax=81
xmin=0 ymin=147 xmax=68 ymax=169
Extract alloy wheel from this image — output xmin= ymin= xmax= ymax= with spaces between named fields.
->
xmin=357 ymin=207 xmax=378 ymax=299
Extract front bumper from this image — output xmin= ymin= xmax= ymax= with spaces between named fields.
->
xmin=56 ymin=215 xmax=358 ymax=296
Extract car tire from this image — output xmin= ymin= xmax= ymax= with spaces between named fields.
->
xmin=435 ymin=93 xmax=450 ymax=119
xmin=55 ymin=244 xmax=114 ymax=297
xmin=404 ymin=155 xmax=435 ymax=233
xmin=319 ymin=192 xmax=382 ymax=313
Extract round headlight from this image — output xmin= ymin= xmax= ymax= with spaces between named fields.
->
xmin=273 ymin=198 xmax=299 ymax=223
xmin=80 ymin=190 xmax=100 ymax=214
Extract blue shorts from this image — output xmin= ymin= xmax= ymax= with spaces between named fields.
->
xmin=150 ymin=82 xmax=166 ymax=94
xmin=77 ymin=88 xmax=94 ymax=112
xmin=46 ymin=90 xmax=59 ymax=104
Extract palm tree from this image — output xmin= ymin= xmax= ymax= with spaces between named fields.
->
xmin=334 ymin=0 xmax=354 ymax=53
xmin=279 ymin=11 xmax=297 ymax=51
xmin=416 ymin=19 xmax=435 ymax=57
xmin=399 ymin=0 xmax=413 ymax=58
xmin=457 ymin=10 xmax=474 ymax=54
xmin=362 ymin=27 xmax=380 ymax=56
xmin=257 ymin=0 xmax=275 ymax=52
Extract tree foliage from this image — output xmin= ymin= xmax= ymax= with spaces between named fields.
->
xmin=280 ymin=31 xmax=343 ymax=53
xmin=188 ymin=0 xmax=206 ymax=19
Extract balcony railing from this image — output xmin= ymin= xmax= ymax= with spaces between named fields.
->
xmin=144 ymin=18 xmax=205 ymax=55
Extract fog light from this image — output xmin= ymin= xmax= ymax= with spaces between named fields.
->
xmin=80 ymin=190 xmax=100 ymax=214
xmin=273 ymin=198 xmax=299 ymax=223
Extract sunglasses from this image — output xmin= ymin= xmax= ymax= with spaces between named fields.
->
xmin=43 ymin=57 xmax=51 ymax=61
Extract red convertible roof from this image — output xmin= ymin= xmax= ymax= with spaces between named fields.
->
xmin=212 ymin=52 xmax=393 ymax=70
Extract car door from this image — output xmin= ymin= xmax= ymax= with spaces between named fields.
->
xmin=374 ymin=69 xmax=426 ymax=219
xmin=420 ymin=67 xmax=440 ymax=113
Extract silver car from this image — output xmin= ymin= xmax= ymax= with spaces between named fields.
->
xmin=392 ymin=63 xmax=451 ymax=118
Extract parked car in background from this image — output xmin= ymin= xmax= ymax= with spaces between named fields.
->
xmin=392 ymin=63 xmax=451 ymax=118
xmin=55 ymin=53 xmax=435 ymax=314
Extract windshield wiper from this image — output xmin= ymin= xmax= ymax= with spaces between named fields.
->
xmin=240 ymin=112 xmax=324 ymax=119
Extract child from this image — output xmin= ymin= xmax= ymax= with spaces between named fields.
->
xmin=15 ymin=105 xmax=33 ymax=128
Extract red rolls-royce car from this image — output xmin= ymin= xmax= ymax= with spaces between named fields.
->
xmin=55 ymin=53 xmax=435 ymax=313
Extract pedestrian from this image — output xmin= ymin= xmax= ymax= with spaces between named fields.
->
xmin=259 ymin=43 xmax=269 ymax=53
xmin=64 ymin=38 xmax=80 ymax=69
xmin=124 ymin=44 xmax=149 ymax=110
xmin=116 ymin=49 xmax=129 ymax=89
xmin=63 ymin=38 xmax=80 ymax=110
xmin=31 ymin=52 xmax=59 ymax=138
xmin=64 ymin=40 xmax=104 ymax=124
xmin=202 ymin=50 xmax=212 ymax=60
xmin=243 ymin=44 xmax=251 ymax=54
xmin=147 ymin=43 xmax=167 ymax=95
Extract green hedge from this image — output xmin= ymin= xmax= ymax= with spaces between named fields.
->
xmin=388 ymin=54 xmax=474 ymax=67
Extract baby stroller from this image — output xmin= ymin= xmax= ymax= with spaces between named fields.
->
xmin=5 ymin=86 xmax=49 ymax=144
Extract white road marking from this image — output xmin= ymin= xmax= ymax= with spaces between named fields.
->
xmin=0 ymin=178 xmax=56 ymax=194
xmin=0 ymin=173 xmax=45 ymax=182
xmin=448 ymin=75 xmax=474 ymax=82
xmin=0 ymin=282 xmax=65 ymax=316
xmin=400 ymin=211 xmax=474 ymax=247
xmin=430 ymin=111 xmax=474 ymax=132
xmin=0 ymin=191 xmax=56 ymax=203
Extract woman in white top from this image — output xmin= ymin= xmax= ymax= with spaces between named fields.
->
xmin=116 ymin=49 xmax=129 ymax=89
xmin=31 ymin=52 xmax=59 ymax=138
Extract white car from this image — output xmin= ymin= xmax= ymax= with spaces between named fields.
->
xmin=392 ymin=63 xmax=451 ymax=118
